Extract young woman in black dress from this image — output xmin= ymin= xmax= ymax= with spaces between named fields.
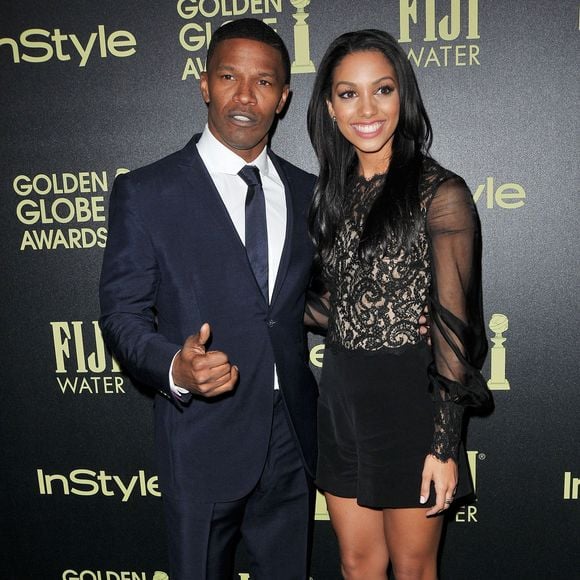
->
xmin=306 ymin=30 xmax=492 ymax=579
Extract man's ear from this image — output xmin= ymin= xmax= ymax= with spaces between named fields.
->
xmin=276 ymin=85 xmax=291 ymax=114
xmin=200 ymin=72 xmax=210 ymax=104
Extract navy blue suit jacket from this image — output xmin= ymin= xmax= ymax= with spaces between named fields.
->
xmin=99 ymin=136 xmax=318 ymax=502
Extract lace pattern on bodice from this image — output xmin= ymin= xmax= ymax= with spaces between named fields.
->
xmin=324 ymin=160 xmax=453 ymax=352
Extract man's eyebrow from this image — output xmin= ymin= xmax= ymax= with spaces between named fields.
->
xmin=215 ymin=65 xmax=278 ymax=78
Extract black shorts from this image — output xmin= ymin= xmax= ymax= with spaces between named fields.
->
xmin=316 ymin=343 xmax=473 ymax=508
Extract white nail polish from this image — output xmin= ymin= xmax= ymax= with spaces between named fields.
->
xmin=420 ymin=496 xmax=426 ymax=504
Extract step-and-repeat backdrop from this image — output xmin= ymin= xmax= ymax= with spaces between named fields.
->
xmin=1 ymin=1 xmax=578 ymax=578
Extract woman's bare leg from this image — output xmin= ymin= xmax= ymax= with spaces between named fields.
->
xmin=325 ymin=492 xmax=389 ymax=580
xmin=383 ymin=508 xmax=443 ymax=580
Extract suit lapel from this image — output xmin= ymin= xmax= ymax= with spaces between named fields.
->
xmin=182 ymin=143 xmax=246 ymax=252
xmin=268 ymin=151 xmax=295 ymax=308
xmin=179 ymin=138 xmax=269 ymax=305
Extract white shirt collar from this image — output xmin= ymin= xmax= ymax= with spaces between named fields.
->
xmin=197 ymin=125 xmax=270 ymax=178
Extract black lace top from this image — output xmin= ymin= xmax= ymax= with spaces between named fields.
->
xmin=316 ymin=157 xmax=491 ymax=462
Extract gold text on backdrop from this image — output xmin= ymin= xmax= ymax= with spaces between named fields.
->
xmin=51 ymin=321 xmax=126 ymax=395
xmin=0 ymin=26 xmax=136 ymax=66
xmin=398 ymin=0 xmax=481 ymax=67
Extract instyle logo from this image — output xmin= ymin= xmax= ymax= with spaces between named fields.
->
xmin=51 ymin=321 xmax=126 ymax=395
xmin=0 ymin=26 xmax=136 ymax=66
xmin=14 ymin=168 xmax=128 ymax=251
xmin=472 ymin=178 xmax=526 ymax=210
xmin=309 ymin=343 xmax=324 ymax=368
xmin=398 ymin=0 xmax=481 ymax=68
xmin=37 ymin=469 xmax=160 ymax=501
xmin=176 ymin=0 xmax=315 ymax=80
xmin=563 ymin=471 xmax=579 ymax=500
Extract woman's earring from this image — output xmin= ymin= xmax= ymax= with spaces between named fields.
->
xmin=332 ymin=116 xmax=336 ymax=127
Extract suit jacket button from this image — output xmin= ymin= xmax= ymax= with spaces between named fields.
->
xmin=267 ymin=319 xmax=277 ymax=327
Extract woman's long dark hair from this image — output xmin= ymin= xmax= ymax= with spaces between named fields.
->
xmin=307 ymin=29 xmax=433 ymax=269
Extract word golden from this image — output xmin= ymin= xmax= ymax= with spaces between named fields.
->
xmin=62 ymin=572 xmax=149 ymax=580
xmin=13 ymin=171 xmax=108 ymax=196
xmin=177 ymin=0 xmax=282 ymax=19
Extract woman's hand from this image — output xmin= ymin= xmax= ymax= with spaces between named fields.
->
xmin=420 ymin=454 xmax=458 ymax=517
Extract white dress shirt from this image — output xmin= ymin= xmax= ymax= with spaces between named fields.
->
xmin=171 ymin=126 xmax=287 ymax=395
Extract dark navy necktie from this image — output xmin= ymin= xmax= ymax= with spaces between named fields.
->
xmin=238 ymin=165 xmax=269 ymax=301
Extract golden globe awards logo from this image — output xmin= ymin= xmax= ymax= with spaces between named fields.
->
xmin=315 ymin=490 xmax=330 ymax=521
xmin=487 ymin=313 xmax=510 ymax=391
xmin=62 ymin=572 xmax=168 ymax=580
xmin=51 ymin=320 xmax=126 ymax=395
xmin=176 ymin=0 xmax=315 ymax=80
xmin=13 ymin=168 xmax=128 ymax=251
xmin=398 ymin=0 xmax=481 ymax=67
xmin=0 ymin=26 xmax=136 ymax=66
xmin=289 ymin=0 xmax=315 ymax=73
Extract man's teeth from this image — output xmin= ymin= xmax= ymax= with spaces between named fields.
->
xmin=233 ymin=115 xmax=252 ymax=121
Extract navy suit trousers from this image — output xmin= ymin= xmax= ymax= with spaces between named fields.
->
xmin=163 ymin=391 xmax=315 ymax=580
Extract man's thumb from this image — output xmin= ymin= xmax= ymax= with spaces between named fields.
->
xmin=198 ymin=322 xmax=211 ymax=346
xmin=184 ymin=323 xmax=211 ymax=351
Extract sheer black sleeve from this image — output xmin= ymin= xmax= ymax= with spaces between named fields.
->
xmin=426 ymin=177 xmax=492 ymax=461
xmin=304 ymin=279 xmax=330 ymax=332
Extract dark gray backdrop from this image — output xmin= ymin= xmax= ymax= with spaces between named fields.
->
xmin=1 ymin=1 xmax=579 ymax=578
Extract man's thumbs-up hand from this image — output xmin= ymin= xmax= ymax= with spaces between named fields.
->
xmin=172 ymin=323 xmax=239 ymax=397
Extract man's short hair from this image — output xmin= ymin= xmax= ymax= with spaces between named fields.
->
xmin=206 ymin=18 xmax=291 ymax=84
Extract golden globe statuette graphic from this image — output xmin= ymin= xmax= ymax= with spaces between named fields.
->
xmin=315 ymin=490 xmax=330 ymax=520
xmin=487 ymin=313 xmax=510 ymax=390
xmin=290 ymin=0 xmax=315 ymax=73
xmin=153 ymin=572 xmax=169 ymax=580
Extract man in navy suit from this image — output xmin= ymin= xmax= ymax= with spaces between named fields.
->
xmin=99 ymin=19 xmax=318 ymax=580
